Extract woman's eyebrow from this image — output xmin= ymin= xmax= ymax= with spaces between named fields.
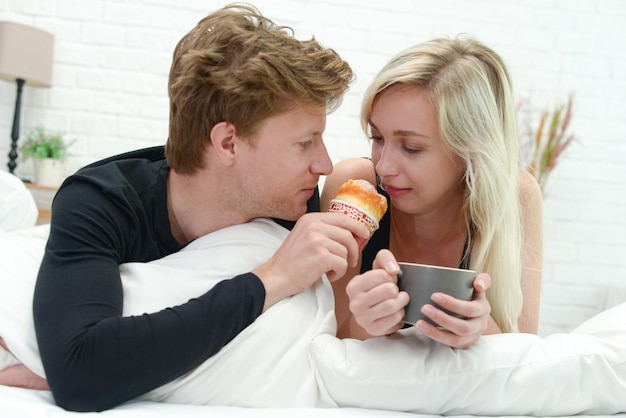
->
xmin=394 ymin=129 xmax=425 ymax=138
xmin=369 ymin=120 xmax=426 ymax=138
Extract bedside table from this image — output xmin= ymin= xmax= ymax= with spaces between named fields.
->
xmin=24 ymin=182 xmax=58 ymax=224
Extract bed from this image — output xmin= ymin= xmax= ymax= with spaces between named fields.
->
xmin=1 ymin=220 xmax=625 ymax=417
xmin=0 ymin=384 xmax=624 ymax=418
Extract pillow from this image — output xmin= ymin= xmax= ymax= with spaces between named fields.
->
xmin=0 ymin=219 xmax=339 ymax=408
xmin=310 ymin=302 xmax=626 ymax=416
xmin=3 ymin=221 xmax=626 ymax=415
xmin=0 ymin=341 xmax=20 ymax=371
xmin=0 ymin=227 xmax=49 ymax=376
xmin=0 ymin=171 xmax=38 ymax=232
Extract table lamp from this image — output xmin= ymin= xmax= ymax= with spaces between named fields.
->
xmin=0 ymin=21 xmax=54 ymax=174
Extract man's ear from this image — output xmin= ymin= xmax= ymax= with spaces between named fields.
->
xmin=210 ymin=121 xmax=238 ymax=166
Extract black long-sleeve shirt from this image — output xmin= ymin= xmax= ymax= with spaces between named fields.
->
xmin=32 ymin=146 xmax=314 ymax=412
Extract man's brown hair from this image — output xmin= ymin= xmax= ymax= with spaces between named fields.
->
xmin=165 ymin=3 xmax=354 ymax=174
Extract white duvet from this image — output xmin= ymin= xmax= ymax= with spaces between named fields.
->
xmin=0 ymin=219 xmax=625 ymax=416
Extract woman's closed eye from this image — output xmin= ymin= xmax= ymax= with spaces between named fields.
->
xmin=402 ymin=145 xmax=422 ymax=154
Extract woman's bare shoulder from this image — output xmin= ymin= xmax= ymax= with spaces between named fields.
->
xmin=321 ymin=158 xmax=376 ymax=209
xmin=517 ymin=169 xmax=543 ymax=206
xmin=331 ymin=158 xmax=376 ymax=183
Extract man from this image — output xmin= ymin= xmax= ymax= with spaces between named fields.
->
xmin=28 ymin=4 xmax=367 ymax=412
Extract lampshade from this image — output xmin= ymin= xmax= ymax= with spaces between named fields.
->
xmin=0 ymin=21 xmax=54 ymax=87
xmin=0 ymin=21 xmax=54 ymax=175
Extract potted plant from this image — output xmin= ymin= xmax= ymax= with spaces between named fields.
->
xmin=20 ymin=127 xmax=74 ymax=188
xmin=517 ymin=93 xmax=577 ymax=193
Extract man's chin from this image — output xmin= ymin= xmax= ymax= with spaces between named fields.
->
xmin=275 ymin=213 xmax=302 ymax=223
xmin=273 ymin=207 xmax=307 ymax=223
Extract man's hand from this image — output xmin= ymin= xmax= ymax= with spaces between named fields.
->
xmin=254 ymin=212 xmax=369 ymax=311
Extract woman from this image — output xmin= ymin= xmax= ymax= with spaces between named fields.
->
xmin=322 ymin=36 xmax=543 ymax=349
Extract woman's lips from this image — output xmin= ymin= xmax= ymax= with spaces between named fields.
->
xmin=383 ymin=185 xmax=411 ymax=197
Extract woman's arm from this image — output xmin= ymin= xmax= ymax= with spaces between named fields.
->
xmin=421 ymin=172 xmax=542 ymax=337
xmin=441 ymin=170 xmax=543 ymax=337
xmin=0 ymin=338 xmax=49 ymax=390
xmin=517 ymin=169 xmax=544 ymax=334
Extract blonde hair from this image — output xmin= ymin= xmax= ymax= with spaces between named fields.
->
xmin=166 ymin=3 xmax=354 ymax=174
xmin=361 ymin=36 xmax=523 ymax=332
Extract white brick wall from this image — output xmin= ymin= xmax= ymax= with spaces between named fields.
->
xmin=1 ymin=0 xmax=625 ymax=336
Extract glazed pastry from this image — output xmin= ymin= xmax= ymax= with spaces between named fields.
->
xmin=328 ymin=179 xmax=388 ymax=250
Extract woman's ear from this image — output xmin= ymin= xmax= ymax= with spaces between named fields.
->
xmin=210 ymin=121 xmax=238 ymax=166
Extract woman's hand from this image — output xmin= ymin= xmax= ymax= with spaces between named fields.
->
xmin=414 ymin=273 xmax=493 ymax=349
xmin=0 ymin=337 xmax=49 ymax=391
xmin=345 ymin=249 xmax=494 ymax=348
xmin=346 ymin=249 xmax=409 ymax=337
xmin=0 ymin=365 xmax=50 ymax=391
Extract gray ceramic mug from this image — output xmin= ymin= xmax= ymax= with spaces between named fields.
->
xmin=397 ymin=262 xmax=476 ymax=328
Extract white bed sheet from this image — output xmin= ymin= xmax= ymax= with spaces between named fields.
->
xmin=1 ymin=385 xmax=624 ymax=418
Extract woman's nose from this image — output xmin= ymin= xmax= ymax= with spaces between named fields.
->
xmin=375 ymin=145 xmax=395 ymax=177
